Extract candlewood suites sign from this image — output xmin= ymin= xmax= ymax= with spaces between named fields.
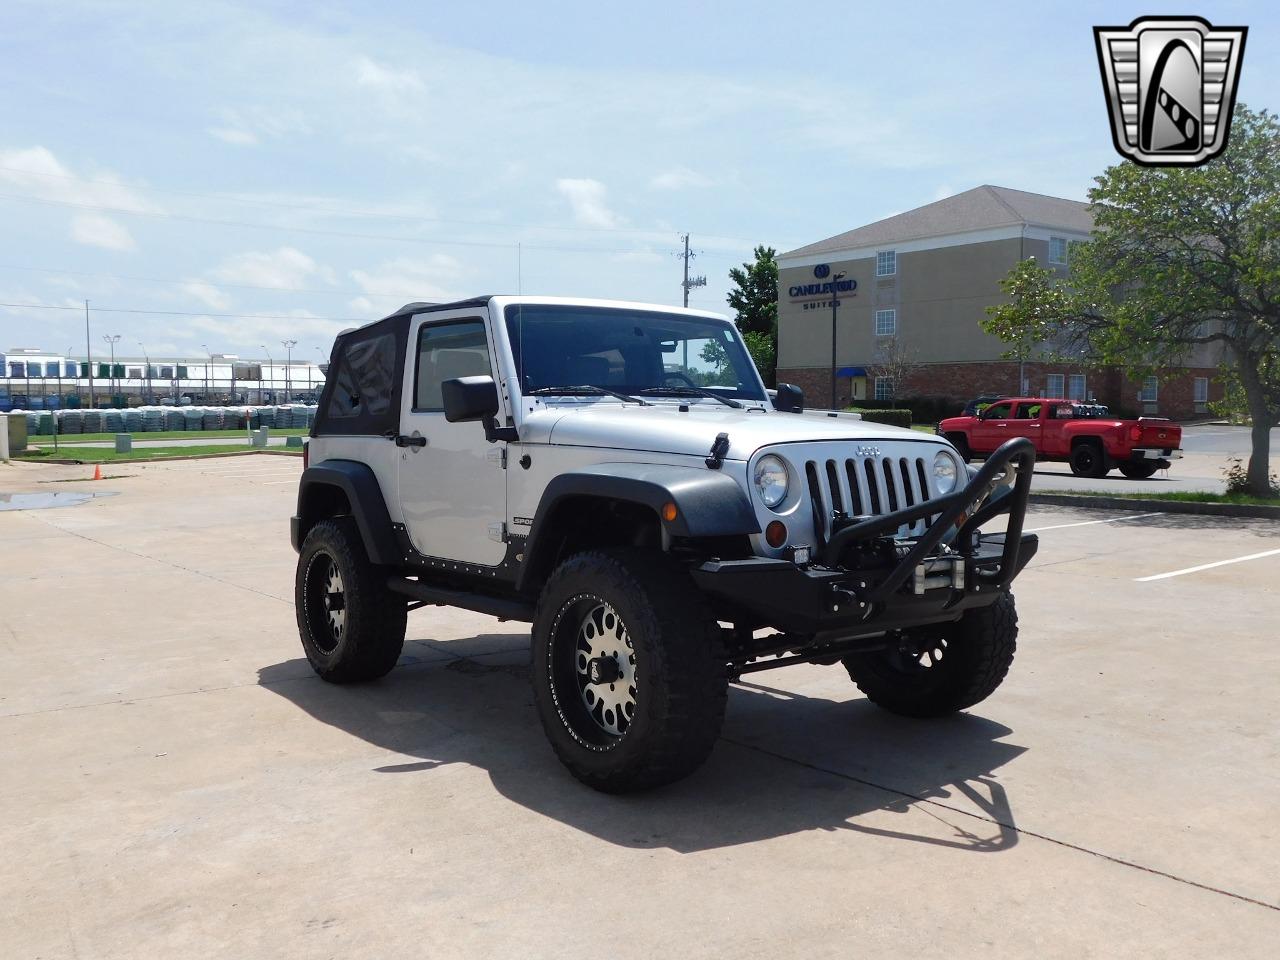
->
xmin=788 ymin=264 xmax=858 ymax=309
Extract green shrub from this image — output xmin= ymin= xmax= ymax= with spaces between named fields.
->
xmin=1223 ymin=457 xmax=1280 ymax=497
xmin=853 ymin=409 xmax=912 ymax=428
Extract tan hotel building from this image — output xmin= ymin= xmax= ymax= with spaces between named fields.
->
xmin=775 ymin=185 xmax=1222 ymax=419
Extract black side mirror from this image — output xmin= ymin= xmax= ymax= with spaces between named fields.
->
xmin=441 ymin=376 xmax=499 ymax=423
xmin=774 ymin=382 xmax=804 ymax=413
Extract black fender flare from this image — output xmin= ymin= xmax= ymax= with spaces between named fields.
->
xmin=516 ymin=463 xmax=760 ymax=592
xmin=293 ymin=460 xmax=400 ymax=565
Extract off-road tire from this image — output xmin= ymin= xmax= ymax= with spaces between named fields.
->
xmin=842 ymin=591 xmax=1018 ymax=718
xmin=1069 ymin=441 xmax=1109 ymax=478
xmin=946 ymin=432 xmax=973 ymax=464
xmin=1118 ymin=462 xmax=1161 ymax=479
xmin=531 ymin=548 xmax=728 ymax=793
xmin=295 ymin=517 xmax=407 ymax=683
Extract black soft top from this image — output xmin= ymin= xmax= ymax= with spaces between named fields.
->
xmin=312 ymin=296 xmax=495 ymax=436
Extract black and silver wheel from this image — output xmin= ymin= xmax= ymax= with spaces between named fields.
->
xmin=946 ymin=432 xmax=973 ymax=464
xmin=532 ymin=548 xmax=727 ymax=792
xmin=295 ymin=517 xmax=406 ymax=683
xmin=842 ymin=591 xmax=1018 ymax=718
xmin=1069 ymin=441 xmax=1109 ymax=478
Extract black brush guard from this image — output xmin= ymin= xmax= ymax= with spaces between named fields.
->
xmin=690 ymin=438 xmax=1038 ymax=638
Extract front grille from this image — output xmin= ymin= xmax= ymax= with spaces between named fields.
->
xmin=805 ymin=454 xmax=933 ymax=541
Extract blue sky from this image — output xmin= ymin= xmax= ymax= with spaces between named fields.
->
xmin=0 ymin=0 xmax=1274 ymax=361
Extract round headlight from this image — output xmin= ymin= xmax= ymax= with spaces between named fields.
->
xmin=754 ymin=454 xmax=789 ymax=508
xmin=933 ymin=449 xmax=959 ymax=495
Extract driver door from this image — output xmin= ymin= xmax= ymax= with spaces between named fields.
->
xmin=970 ymin=400 xmax=1014 ymax=453
xmin=396 ymin=312 xmax=507 ymax=566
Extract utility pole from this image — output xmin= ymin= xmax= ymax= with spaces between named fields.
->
xmin=137 ymin=341 xmax=152 ymax=404
xmin=103 ymin=334 xmax=121 ymax=406
xmin=84 ymin=300 xmax=95 ymax=408
xmin=262 ymin=345 xmax=273 ymax=404
xmin=282 ymin=339 xmax=297 ymax=401
xmin=678 ymin=233 xmax=706 ymax=308
xmin=829 ymin=272 xmax=846 ymax=410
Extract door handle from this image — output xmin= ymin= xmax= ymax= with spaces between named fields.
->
xmin=395 ymin=435 xmax=426 ymax=448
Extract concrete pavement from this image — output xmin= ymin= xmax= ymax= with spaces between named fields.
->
xmin=1 ymin=454 xmax=1278 ymax=958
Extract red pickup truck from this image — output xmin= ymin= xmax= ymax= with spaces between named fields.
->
xmin=939 ymin=398 xmax=1183 ymax=479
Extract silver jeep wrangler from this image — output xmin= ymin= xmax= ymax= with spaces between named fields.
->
xmin=292 ymin=296 xmax=1037 ymax=792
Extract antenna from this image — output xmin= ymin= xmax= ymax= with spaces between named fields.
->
xmin=677 ymin=233 xmax=706 ymax=307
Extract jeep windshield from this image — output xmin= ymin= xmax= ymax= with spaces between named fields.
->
xmin=504 ymin=304 xmax=768 ymax=403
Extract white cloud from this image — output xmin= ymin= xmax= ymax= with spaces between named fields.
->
xmin=349 ymin=254 xmax=466 ymax=315
xmin=0 ymin=145 xmax=160 ymax=213
xmin=70 ymin=213 xmax=136 ymax=251
xmin=208 ymin=126 xmax=259 ymax=146
xmin=650 ymin=167 xmax=713 ymax=191
xmin=187 ymin=310 xmax=349 ymax=354
xmin=354 ymin=56 xmax=425 ymax=94
xmin=212 ymin=247 xmax=330 ymax=290
xmin=555 ymin=178 xmax=622 ymax=228
xmin=182 ymin=280 xmax=232 ymax=310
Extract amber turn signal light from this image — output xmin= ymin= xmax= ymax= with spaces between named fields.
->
xmin=662 ymin=502 xmax=678 ymax=522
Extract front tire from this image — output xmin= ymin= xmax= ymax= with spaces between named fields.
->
xmin=531 ymin=548 xmax=727 ymax=793
xmin=946 ymin=432 xmax=973 ymax=464
xmin=295 ymin=517 xmax=407 ymax=682
xmin=842 ymin=592 xmax=1018 ymax=717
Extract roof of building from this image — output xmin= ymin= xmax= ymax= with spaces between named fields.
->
xmin=780 ymin=185 xmax=1094 ymax=259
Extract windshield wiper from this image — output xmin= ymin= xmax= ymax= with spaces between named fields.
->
xmin=527 ymin=385 xmax=650 ymax=406
xmin=638 ymin=386 xmax=743 ymax=409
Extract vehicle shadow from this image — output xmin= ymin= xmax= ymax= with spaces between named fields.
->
xmin=258 ymin=637 xmax=1027 ymax=855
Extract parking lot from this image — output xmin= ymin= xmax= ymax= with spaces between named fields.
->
xmin=2 ymin=454 xmax=1278 ymax=958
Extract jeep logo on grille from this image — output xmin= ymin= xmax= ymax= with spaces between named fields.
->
xmin=856 ymin=445 xmax=882 ymax=457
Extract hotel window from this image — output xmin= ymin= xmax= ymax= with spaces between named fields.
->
xmin=1049 ymin=237 xmax=1068 ymax=264
xmin=874 ymin=376 xmax=894 ymax=402
xmin=1140 ymin=377 xmax=1159 ymax=403
xmin=1045 ymin=374 xmax=1065 ymax=398
xmin=1194 ymin=377 xmax=1209 ymax=410
xmin=1068 ymin=374 xmax=1086 ymax=401
xmin=874 ymin=308 xmax=896 ymax=336
xmin=876 ymin=250 xmax=896 ymax=277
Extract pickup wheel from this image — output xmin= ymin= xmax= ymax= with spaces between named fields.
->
xmin=945 ymin=433 xmax=973 ymax=464
xmin=295 ymin=517 xmax=406 ymax=683
xmin=842 ymin=591 xmax=1017 ymax=718
xmin=1069 ymin=441 xmax=1110 ymax=478
xmin=531 ymin=548 xmax=727 ymax=793
xmin=1118 ymin=462 xmax=1161 ymax=479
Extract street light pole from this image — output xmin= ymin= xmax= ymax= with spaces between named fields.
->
xmin=829 ymin=271 xmax=846 ymax=410
xmin=261 ymin=345 xmax=273 ymax=404
xmin=84 ymin=300 xmax=95 ymax=408
xmin=281 ymin=339 xmax=297 ymax=401
xmin=201 ymin=343 xmax=211 ymax=403
xmin=103 ymin=334 xmax=121 ymax=407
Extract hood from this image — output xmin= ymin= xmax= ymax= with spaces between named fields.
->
xmin=530 ymin=401 xmax=946 ymax=460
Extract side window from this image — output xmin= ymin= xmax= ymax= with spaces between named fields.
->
xmin=983 ymin=402 xmax=1013 ymax=420
xmin=414 ymin=319 xmax=491 ymax=411
xmin=326 ymin=332 xmax=396 ymax=419
xmin=1016 ymin=403 xmax=1041 ymax=419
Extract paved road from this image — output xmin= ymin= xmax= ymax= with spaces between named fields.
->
xmin=2 ymin=454 xmax=1278 ymax=957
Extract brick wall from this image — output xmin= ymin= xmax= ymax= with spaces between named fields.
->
xmin=776 ymin=361 xmax=1223 ymax=420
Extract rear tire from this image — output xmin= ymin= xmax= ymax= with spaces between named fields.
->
xmin=295 ymin=517 xmax=407 ymax=683
xmin=842 ymin=592 xmax=1018 ymax=718
xmin=1069 ymin=441 xmax=1109 ymax=478
xmin=531 ymin=548 xmax=727 ymax=793
xmin=1118 ymin=462 xmax=1161 ymax=479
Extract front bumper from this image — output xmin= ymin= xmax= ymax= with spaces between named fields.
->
xmin=690 ymin=437 xmax=1038 ymax=638
xmin=1131 ymin=447 xmax=1183 ymax=461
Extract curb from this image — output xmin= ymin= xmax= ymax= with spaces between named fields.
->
xmin=1029 ymin=492 xmax=1280 ymax=520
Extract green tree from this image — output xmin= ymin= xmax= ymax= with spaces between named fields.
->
xmin=982 ymin=104 xmax=1280 ymax=496
xmin=727 ymin=245 xmax=778 ymax=384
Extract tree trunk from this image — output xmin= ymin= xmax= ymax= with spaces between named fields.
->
xmin=1241 ymin=365 xmax=1275 ymax=496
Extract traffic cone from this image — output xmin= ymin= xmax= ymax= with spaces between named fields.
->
xmin=92 ymin=464 xmax=102 ymax=481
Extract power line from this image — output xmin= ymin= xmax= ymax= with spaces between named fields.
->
xmin=0 ymin=300 xmax=364 ymax=321
xmin=0 ymin=166 xmax=784 ymax=246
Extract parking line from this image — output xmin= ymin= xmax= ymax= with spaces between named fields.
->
xmin=1024 ymin=512 xmax=1163 ymax=533
xmin=1136 ymin=547 xmax=1280 ymax=582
